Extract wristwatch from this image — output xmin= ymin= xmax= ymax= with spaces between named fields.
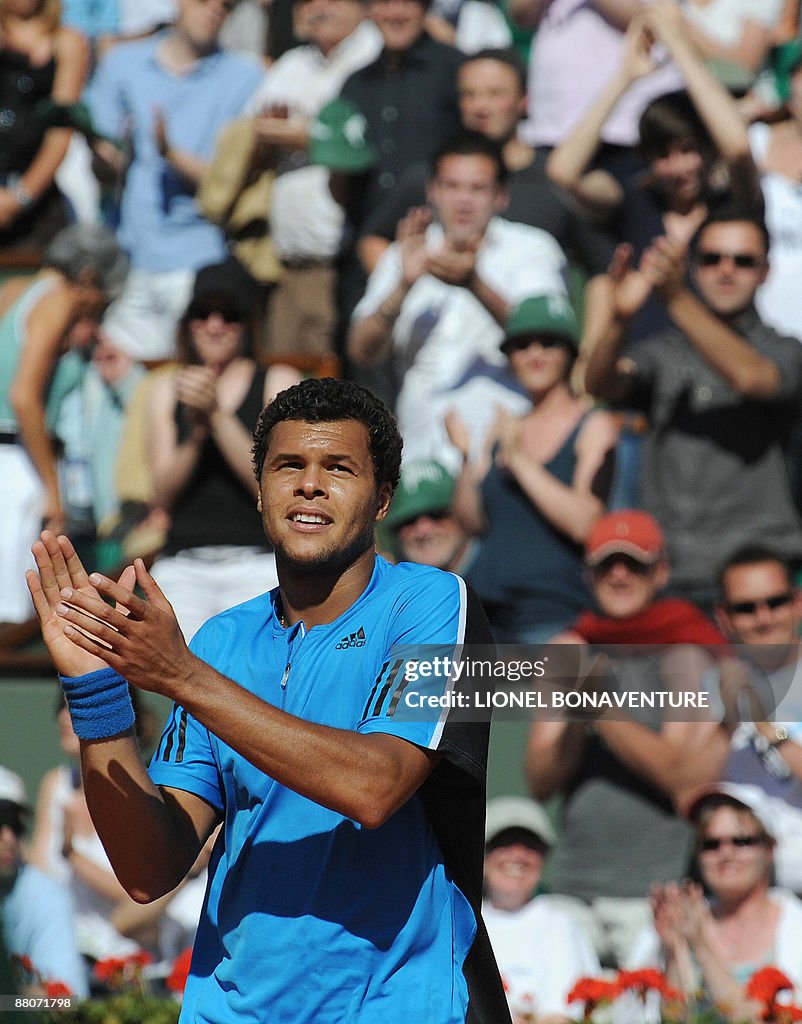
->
xmin=768 ymin=724 xmax=790 ymax=748
xmin=12 ymin=183 xmax=34 ymax=210
xmin=752 ymin=725 xmax=792 ymax=781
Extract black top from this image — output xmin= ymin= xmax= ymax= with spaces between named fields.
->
xmin=165 ymin=366 xmax=270 ymax=555
xmin=339 ymin=32 xmax=463 ymax=229
xmin=0 ymin=49 xmax=55 ymax=176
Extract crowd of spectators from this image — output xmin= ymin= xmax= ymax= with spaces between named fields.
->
xmin=5 ymin=0 xmax=802 ymax=1019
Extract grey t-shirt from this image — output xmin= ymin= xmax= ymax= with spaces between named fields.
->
xmin=624 ymin=309 xmax=802 ymax=588
xmin=548 ymin=654 xmax=695 ymax=902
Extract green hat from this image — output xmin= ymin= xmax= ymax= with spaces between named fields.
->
xmin=309 ymin=98 xmax=378 ymax=173
xmin=774 ymin=39 xmax=802 ymax=104
xmin=385 ymin=461 xmax=456 ymax=531
xmin=502 ymin=294 xmax=579 ymax=354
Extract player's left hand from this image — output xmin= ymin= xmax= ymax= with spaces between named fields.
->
xmin=53 ymin=559 xmax=193 ymax=698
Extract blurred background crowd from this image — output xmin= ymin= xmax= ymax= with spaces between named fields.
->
xmin=4 ymin=0 xmax=802 ymax=1019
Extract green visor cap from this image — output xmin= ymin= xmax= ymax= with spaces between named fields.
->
xmin=385 ymin=461 xmax=456 ymax=531
xmin=309 ymin=98 xmax=378 ymax=173
xmin=502 ymin=293 xmax=579 ymax=354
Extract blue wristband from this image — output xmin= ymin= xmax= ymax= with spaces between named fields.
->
xmin=59 ymin=667 xmax=135 ymax=740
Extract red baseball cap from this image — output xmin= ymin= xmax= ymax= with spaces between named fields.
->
xmin=585 ymin=510 xmax=665 ymax=567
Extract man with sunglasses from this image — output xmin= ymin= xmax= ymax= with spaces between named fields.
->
xmin=585 ymin=207 xmax=802 ymax=615
xmin=706 ymin=546 xmax=802 ymax=891
xmin=0 ymin=767 xmax=88 ymax=998
xmin=528 ymin=509 xmax=728 ymax=967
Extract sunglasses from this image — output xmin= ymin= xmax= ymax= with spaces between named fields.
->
xmin=503 ymin=335 xmax=567 ymax=354
xmin=725 ymin=591 xmax=793 ymax=616
xmin=397 ymin=509 xmax=450 ymax=530
xmin=188 ymin=306 xmax=244 ymax=324
xmin=699 ymin=833 xmax=767 ymax=853
xmin=0 ymin=811 xmax=25 ymax=836
xmin=590 ymin=554 xmax=655 ymax=576
xmin=696 ymin=251 xmax=763 ymax=270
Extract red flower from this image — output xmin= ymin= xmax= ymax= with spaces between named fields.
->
xmin=617 ymin=968 xmax=675 ymax=998
xmin=747 ymin=967 xmax=795 ymax=1004
xmin=166 ymin=947 xmax=193 ymax=995
xmin=567 ymin=977 xmax=619 ymax=1005
xmin=16 ymin=955 xmax=35 ymax=976
xmin=129 ymin=951 xmax=153 ymax=969
xmin=94 ymin=956 xmax=127 ymax=982
xmin=44 ymin=981 xmax=72 ymax=998
xmin=94 ymin=951 xmax=153 ymax=985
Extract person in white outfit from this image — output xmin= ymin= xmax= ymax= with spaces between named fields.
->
xmin=483 ymin=797 xmax=600 ymax=1024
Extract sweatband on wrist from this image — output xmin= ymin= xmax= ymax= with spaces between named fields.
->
xmin=59 ymin=667 xmax=135 ymax=740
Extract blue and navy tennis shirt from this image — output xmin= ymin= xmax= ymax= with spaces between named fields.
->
xmin=149 ymin=556 xmax=509 ymax=1024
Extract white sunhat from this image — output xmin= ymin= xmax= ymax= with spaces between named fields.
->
xmin=485 ymin=796 xmax=557 ymax=848
xmin=0 ymin=766 xmax=27 ymax=808
xmin=678 ymin=781 xmax=777 ymax=839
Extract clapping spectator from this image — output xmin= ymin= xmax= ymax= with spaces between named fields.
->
xmin=0 ymin=766 xmax=88 ymax=998
xmin=0 ymin=224 xmax=127 ymax=624
xmin=214 ymin=0 xmax=381 ymax=358
xmin=631 ymin=785 xmax=802 ymax=1022
xmin=87 ymin=0 xmax=263 ymax=360
xmin=447 ymin=294 xmax=617 ymax=643
xmin=146 ymin=264 xmax=300 ymax=641
xmin=548 ymin=2 xmax=762 ymax=344
xmin=527 ymin=510 xmax=727 ymax=967
xmin=483 ymin=797 xmax=600 ymax=1023
xmin=349 ymin=133 xmax=571 ymax=471
xmin=584 ymin=208 xmax=802 ymax=612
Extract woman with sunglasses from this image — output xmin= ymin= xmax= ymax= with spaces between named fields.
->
xmin=446 ymin=293 xmax=618 ymax=644
xmin=631 ymin=786 xmax=802 ymax=1021
xmin=145 ymin=263 xmax=300 ymax=641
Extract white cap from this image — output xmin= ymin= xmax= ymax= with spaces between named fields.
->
xmin=0 ymin=766 xmax=27 ymax=808
xmin=485 ymin=796 xmax=557 ymax=848
xmin=679 ymin=782 xmax=776 ymax=839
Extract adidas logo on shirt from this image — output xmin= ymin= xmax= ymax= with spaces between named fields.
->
xmin=335 ymin=626 xmax=367 ymax=650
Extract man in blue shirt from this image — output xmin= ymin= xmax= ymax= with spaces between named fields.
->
xmin=0 ymin=767 xmax=88 ymax=998
xmin=87 ymin=0 xmax=262 ymax=359
xmin=27 ymin=378 xmax=509 ymax=1023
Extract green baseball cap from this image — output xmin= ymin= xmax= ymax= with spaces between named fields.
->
xmin=309 ymin=98 xmax=378 ymax=173
xmin=385 ymin=461 xmax=456 ymax=531
xmin=501 ymin=294 xmax=579 ymax=354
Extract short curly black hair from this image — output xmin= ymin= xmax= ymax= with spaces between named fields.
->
xmin=252 ymin=378 xmax=403 ymax=490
